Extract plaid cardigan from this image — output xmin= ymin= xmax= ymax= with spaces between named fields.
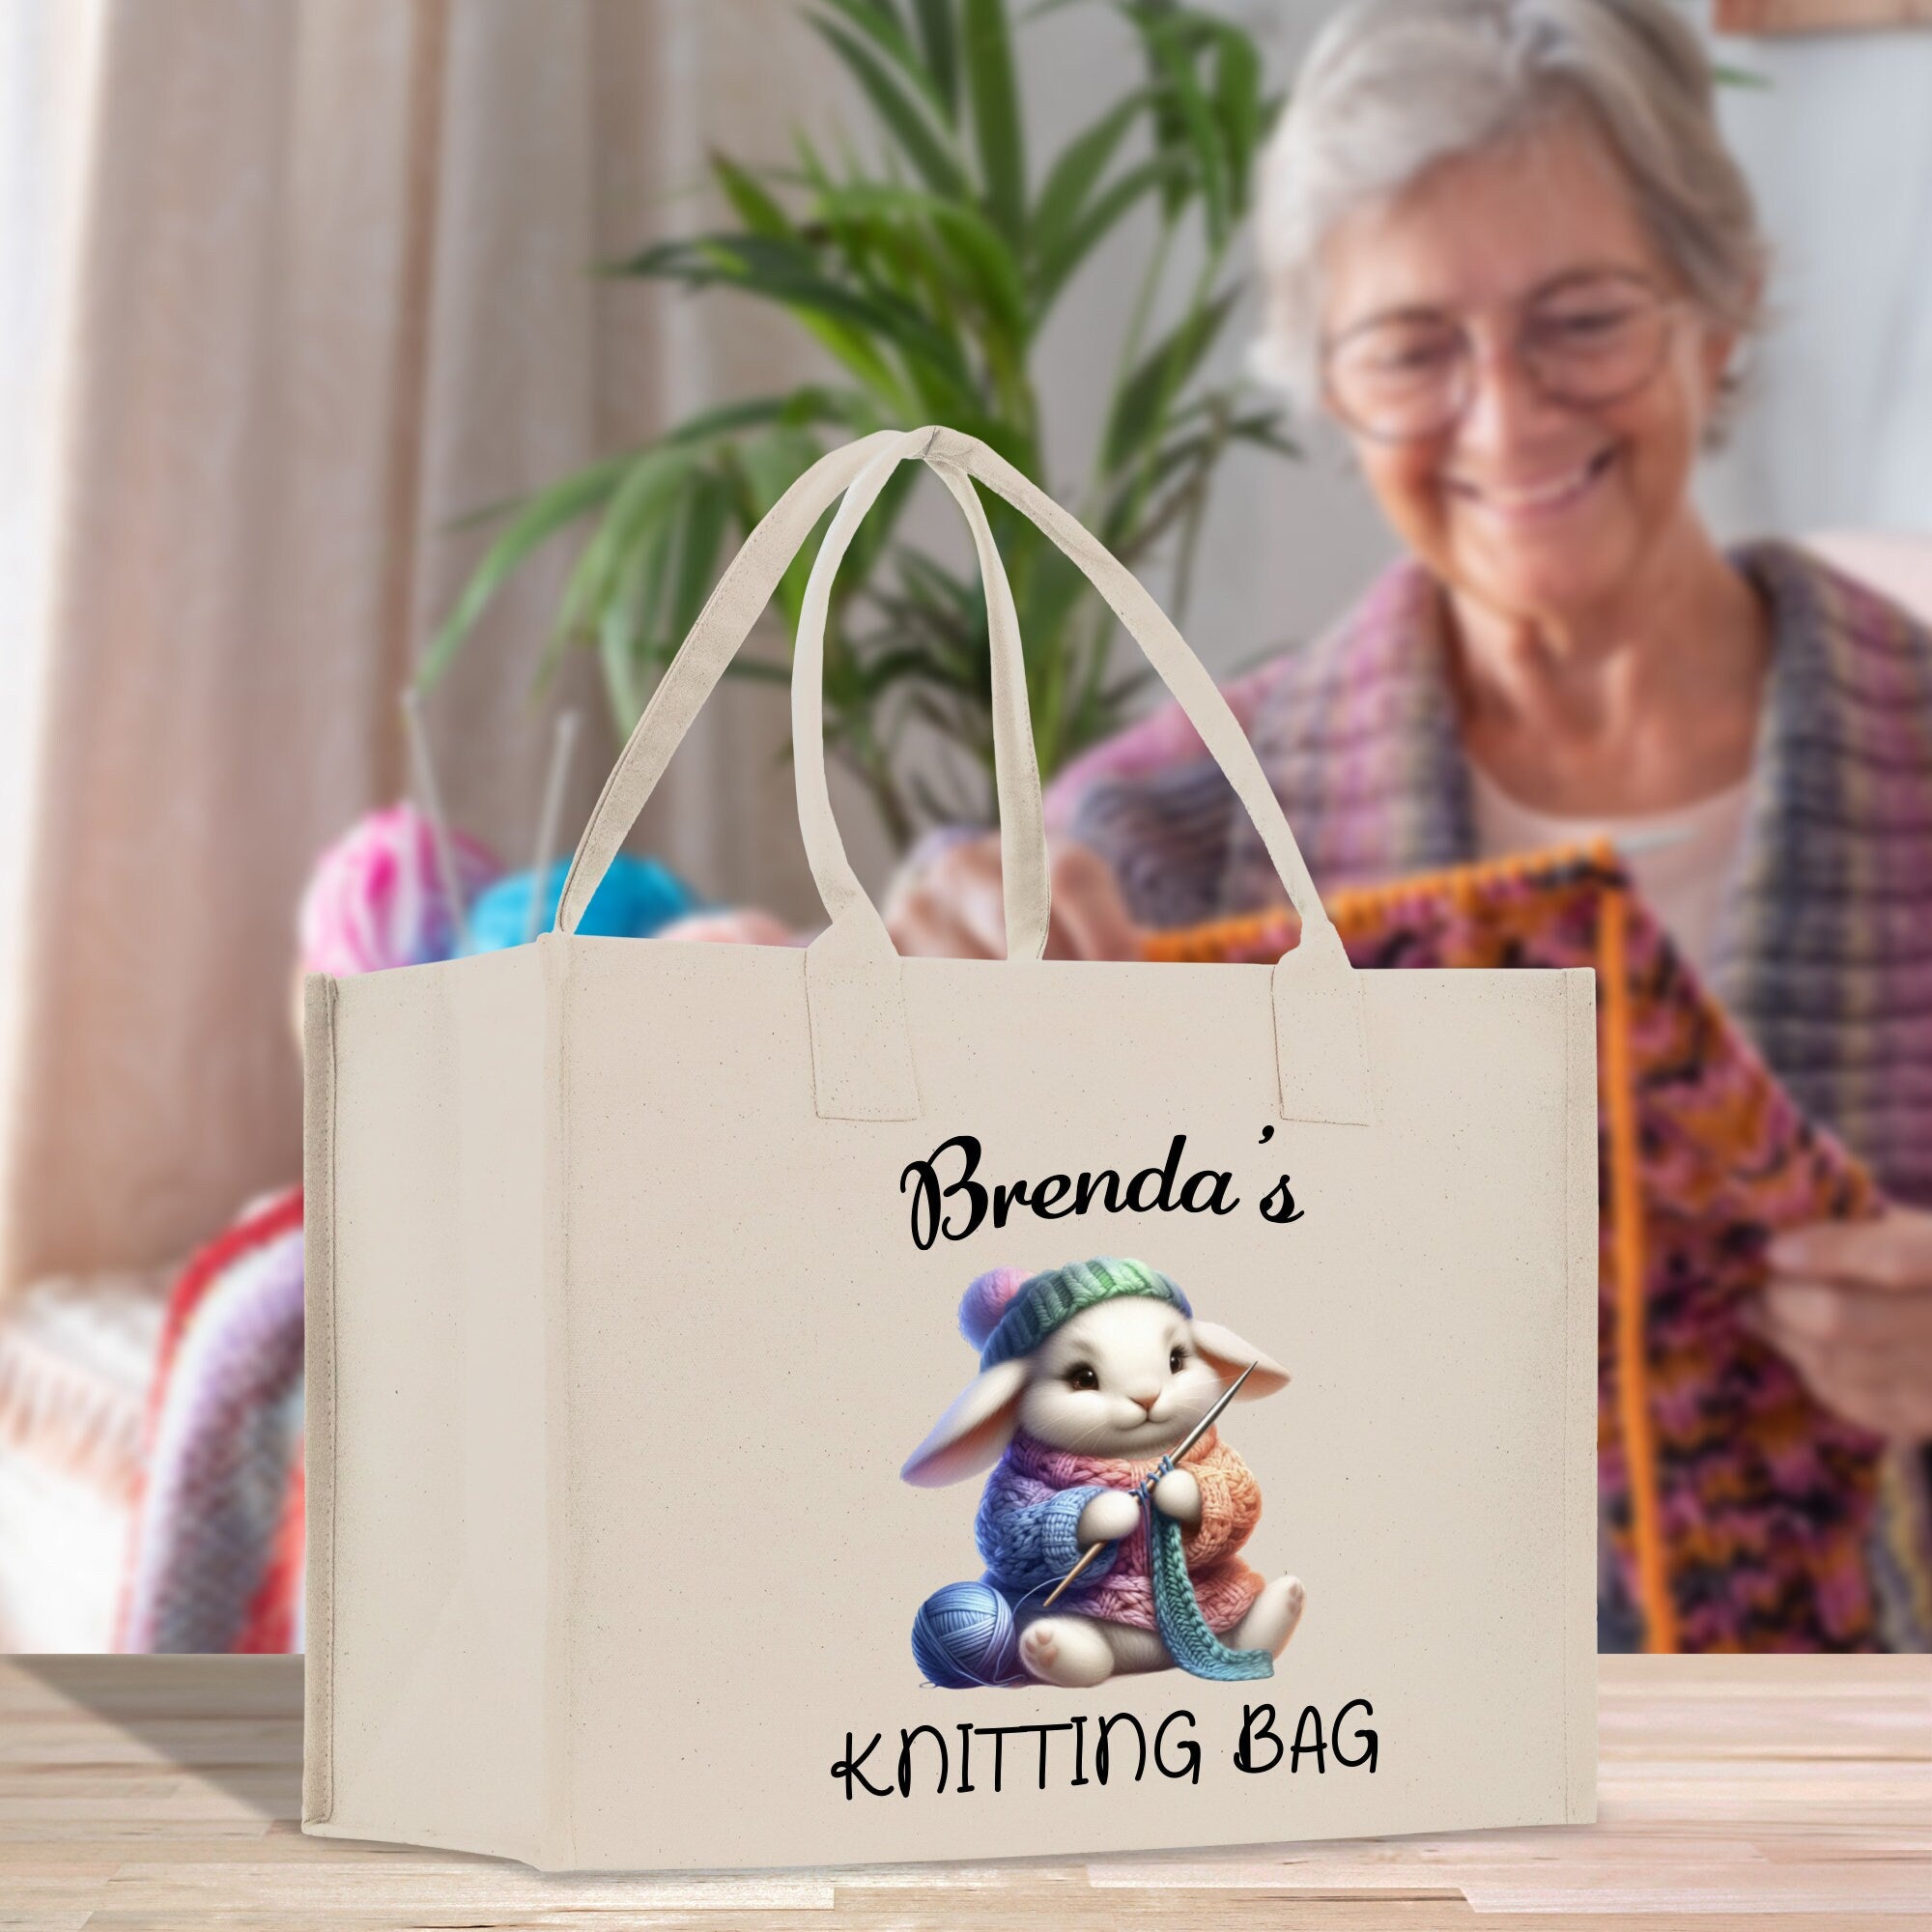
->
xmin=1052 ymin=539 xmax=1932 ymax=1216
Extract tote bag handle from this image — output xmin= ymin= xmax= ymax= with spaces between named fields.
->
xmin=555 ymin=427 xmax=1046 ymax=952
xmin=554 ymin=424 xmax=1372 ymax=1129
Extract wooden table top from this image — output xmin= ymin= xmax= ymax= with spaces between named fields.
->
xmin=3 ymin=1654 xmax=1927 ymax=1928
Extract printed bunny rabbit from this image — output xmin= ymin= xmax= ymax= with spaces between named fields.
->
xmin=902 ymin=1258 xmax=1305 ymax=1689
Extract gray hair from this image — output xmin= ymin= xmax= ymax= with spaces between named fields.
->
xmin=1247 ymin=0 xmax=1769 ymax=415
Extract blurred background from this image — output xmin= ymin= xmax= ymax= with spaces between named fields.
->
xmin=1 ymin=0 xmax=1929 ymax=1654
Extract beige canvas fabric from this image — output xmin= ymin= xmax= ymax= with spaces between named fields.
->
xmin=302 ymin=425 xmax=1598 ymax=1873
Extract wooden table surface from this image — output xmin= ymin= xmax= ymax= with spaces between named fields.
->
xmin=2 ymin=1655 xmax=1927 ymax=1929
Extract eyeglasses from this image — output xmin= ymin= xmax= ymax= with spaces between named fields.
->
xmin=1321 ymin=271 xmax=1687 ymax=444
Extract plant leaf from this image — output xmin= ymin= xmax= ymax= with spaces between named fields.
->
xmin=1224 ymin=408 xmax=1298 ymax=460
xmin=621 ymin=231 xmax=961 ymax=411
xmin=710 ymin=153 xmax=794 ymax=240
xmin=1211 ymin=26 xmax=1262 ymax=214
xmin=419 ymin=458 xmax=632 ymax=687
xmin=909 ymin=0 xmax=959 ymax=119
xmin=812 ymin=14 xmax=969 ymax=199
xmin=1100 ymin=284 xmax=1238 ymax=471
xmin=812 ymin=179 xmax=1028 ymax=342
xmin=1030 ymin=92 xmax=1143 ymax=270
xmin=597 ymin=562 xmax=654 ymax=733
xmin=666 ymin=468 xmax=735 ymax=640
xmin=1138 ymin=5 xmax=1229 ymax=246
xmin=962 ymin=0 xmax=1027 ymax=245
xmin=659 ymin=386 xmax=872 ymax=449
xmin=554 ymin=445 xmax=695 ymax=650
xmin=1029 ymin=153 xmax=1182 ymax=311
xmin=818 ymin=0 xmax=949 ymax=116
xmin=732 ymin=426 xmax=842 ymax=631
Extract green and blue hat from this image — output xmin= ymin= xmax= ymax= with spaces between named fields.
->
xmin=959 ymin=1257 xmax=1192 ymax=1371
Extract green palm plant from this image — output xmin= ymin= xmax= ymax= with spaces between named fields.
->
xmin=421 ymin=0 xmax=1293 ymax=847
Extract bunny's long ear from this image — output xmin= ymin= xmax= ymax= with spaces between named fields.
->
xmin=900 ymin=1358 xmax=1030 ymax=1488
xmin=1189 ymin=1319 xmax=1291 ymax=1399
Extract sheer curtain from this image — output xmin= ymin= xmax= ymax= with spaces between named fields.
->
xmin=0 ymin=0 xmax=838 ymax=1302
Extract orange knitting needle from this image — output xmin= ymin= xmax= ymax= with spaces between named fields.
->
xmin=1041 ymin=1539 xmax=1109 ymax=1609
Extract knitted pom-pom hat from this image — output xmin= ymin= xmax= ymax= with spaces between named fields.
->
xmin=960 ymin=1258 xmax=1192 ymax=1372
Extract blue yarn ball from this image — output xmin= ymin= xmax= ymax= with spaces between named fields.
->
xmin=462 ymin=854 xmax=702 ymax=953
xmin=911 ymin=1580 xmax=1021 ymax=1689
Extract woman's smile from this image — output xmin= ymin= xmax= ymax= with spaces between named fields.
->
xmin=1445 ymin=443 xmax=1619 ymax=525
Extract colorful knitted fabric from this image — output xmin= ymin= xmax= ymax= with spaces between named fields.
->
xmin=968 ymin=1258 xmax=1191 ymax=1370
xmin=1148 ymin=849 xmax=1932 ymax=1655
xmin=977 ymin=1424 xmax=1265 ymax=1637
xmin=1143 ymin=1488 xmax=1275 ymax=1679
xmin=114 ymin=1188 xmax=306 ymax=1653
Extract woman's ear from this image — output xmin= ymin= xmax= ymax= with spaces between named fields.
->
xmin=1189 ymin=1319 xmax=1291 ymax=1399
xmin=900 ymin=1358 xmax=1030 ymax=1487
xmin=1689 ymin=285 xmax=1758 ymax=445
xmin=1695 ymin=314 xmax=1741 ymax=409
xmin=1701 ymin=318 xmax=1739 ymax=384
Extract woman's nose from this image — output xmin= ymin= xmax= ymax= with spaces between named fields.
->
xmin=1455 ymin=329 xmax=1569 ymax=457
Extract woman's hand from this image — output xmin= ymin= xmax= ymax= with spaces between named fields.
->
xmin=881 ymin=830 xmax=1142 ymax=960
xmin=1743 ymin=1208 xmax=1932 ymax=1444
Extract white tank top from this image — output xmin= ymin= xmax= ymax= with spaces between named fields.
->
xmin=1466 ymin=760 xmax=1755 ymax=980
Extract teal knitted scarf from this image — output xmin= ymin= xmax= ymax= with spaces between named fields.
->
xmin=1137 ymin=1484 xmax=1273 ymax=1681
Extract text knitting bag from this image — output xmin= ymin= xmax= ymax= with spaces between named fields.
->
xmin=302 ymin=424 xmax=1597 ymax=1873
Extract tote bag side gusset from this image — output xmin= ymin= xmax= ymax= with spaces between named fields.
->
xmin=300 ymin=947 xmax=555 ymax=1866
xmin=1562 ymin=964 xmax=1602 ymax=1822
xmin=537 ymin=928 xmax=580 ymax=1874
xmin=300 ymin=972 xmax=339 ymax=1833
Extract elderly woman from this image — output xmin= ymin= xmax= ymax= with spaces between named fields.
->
xmin=871 ymin=0 xmax=1932 ymax=1649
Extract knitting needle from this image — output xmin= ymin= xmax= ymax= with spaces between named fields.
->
xmin=401 ymin=686 xmax=472 ymax=955
xmin=1041 ymin=1527 xmax=1113 ymax=1609
xmin=523 ymin=708 xmax=582 ymax=943
xmin=1040 ymin=1363 xmax=1257 ymax=1610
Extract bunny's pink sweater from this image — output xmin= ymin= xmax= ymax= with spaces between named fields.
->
xmin=975 ymin=1424 xmax=1265 ymax=1633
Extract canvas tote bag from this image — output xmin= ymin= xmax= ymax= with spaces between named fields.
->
xmin=301 ymin=423 xmax=1598 ymax=1874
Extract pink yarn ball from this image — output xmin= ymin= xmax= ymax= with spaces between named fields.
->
xmin=958 ymin=1265 xmax=1034 ymax=1351
xmin=298 ymin=802 xmax=502 ymax=977
xmin=654 ymin=909 xmax=802 ymax=947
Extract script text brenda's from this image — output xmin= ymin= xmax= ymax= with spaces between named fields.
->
xmin=900 ymin=1131 xmax=1306 ymax=1252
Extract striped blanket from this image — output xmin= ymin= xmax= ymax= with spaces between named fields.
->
xmin=114 ymin=1188 xmax=305 ymax=1653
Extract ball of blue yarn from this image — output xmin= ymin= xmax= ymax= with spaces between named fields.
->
xmin=463 ymin=853 xmax=701 ymax=952
xmin=911 ymin=1580 xmax=1021 ymax=1689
